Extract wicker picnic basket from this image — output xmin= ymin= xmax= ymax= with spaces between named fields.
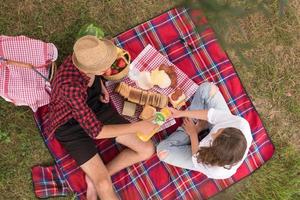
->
xmin=102 ymin=47 xmax=131 ymax=81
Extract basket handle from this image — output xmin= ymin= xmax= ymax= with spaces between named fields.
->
xmin=116 ymin=48 xmax=131 ymax=64
xmin=49 ymin=62 xmax=57 ymax=81
xmin=6 ymin=59 xmax=34 ymax=68
xmin=1 ymin=57 xmax=52 ymax=81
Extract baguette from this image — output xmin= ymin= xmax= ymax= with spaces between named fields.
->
xmin=128 ymin=87 xmax=142 ymax=104
xmin=140 ymin=91 xmax=148 ymax=105
xmin=116 ymin=82 xmax=168 ymax=108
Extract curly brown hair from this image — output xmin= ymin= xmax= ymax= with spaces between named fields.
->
xmin=196 ymin=127 xmax=247 ymax=168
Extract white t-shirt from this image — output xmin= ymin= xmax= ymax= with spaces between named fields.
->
xmin=191 ymin=108 xmax=253 ymax=179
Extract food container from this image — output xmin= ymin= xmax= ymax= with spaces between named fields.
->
xmin=103 ymin=47 xmax=131 ymax=81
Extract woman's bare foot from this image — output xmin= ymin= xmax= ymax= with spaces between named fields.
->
xmin=85 ymin=175 xmax=97 ymax=200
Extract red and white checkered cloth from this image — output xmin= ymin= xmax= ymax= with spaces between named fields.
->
xmin=106 ymin=44 xmax=199 ymax=131
xmin=0 ymin=35 xmax=58 ymax=111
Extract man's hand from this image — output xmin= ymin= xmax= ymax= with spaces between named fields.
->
xmin=168 ymin=107 xmax=184 ymax=118
xmin=135 ymin=118 xmax=159 ymax=135
xmin=182 ymin=118 xmax=198 ymax=136
xmin=100 ymin=79 xmax=110 ymax=103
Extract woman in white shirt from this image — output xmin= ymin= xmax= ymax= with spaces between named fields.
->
xmin=156 ymin=82 xmax=253 ymax=179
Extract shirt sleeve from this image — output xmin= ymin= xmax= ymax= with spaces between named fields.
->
xmin=207 ymin=108 xmax=239 ymax=125
xmin=62 ymin=83 xmax=103 ymax=138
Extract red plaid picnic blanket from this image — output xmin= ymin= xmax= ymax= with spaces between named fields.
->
xmin=0 ymin=35 xmax=57 ymax=111
xmin=31 ymin=8 xmax=275 ymax=199
xmin=106 ymin=44 xmax=199 ymax=131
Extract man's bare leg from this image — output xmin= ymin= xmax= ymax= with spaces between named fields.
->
xmin=84 ymin=135 xmax=154 ymax=199
xmin=106 ymin=134 xmax=155 ymax=176
xmin=81 ymin=154 xmax=118 ymax=200
xmin=85 ymin=175 xmax=97 ymax=200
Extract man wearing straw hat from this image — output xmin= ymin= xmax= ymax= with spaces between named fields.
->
xmin=46 ymin=35 xmax=158 ymax=200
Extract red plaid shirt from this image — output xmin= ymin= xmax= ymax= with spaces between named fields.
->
xmin=45 ymin=56 xmax=103 ymax=139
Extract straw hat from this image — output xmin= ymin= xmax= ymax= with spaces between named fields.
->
xmin=72 ymin=35 xmax=118 ymax=74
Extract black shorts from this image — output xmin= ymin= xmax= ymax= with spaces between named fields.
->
xmin=55 ymin=104 xmax=128 ymax=166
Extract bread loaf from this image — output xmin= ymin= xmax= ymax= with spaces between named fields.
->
xmin=115 ymin=82 xmax=168 ymax=108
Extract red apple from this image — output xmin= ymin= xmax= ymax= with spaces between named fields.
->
xmin=104 ymin=68 xmax=112 ymax=76
xmin=111 ymin=69 xmax=119 ymax=75
xmin=117 ymin=58 xmax=126 ymax=68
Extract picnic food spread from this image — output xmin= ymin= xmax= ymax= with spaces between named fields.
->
xmin=111 ymin=47 xmax=190 ymax=141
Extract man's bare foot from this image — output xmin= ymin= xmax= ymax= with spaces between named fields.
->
xmin=85 ymin=175 xmax=97 ymax=200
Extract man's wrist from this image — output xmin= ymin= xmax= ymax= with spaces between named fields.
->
xmin=178 ymin=110 xmax=185 ymax=118
xmin=129 ymin=122 xmax=137 ymax=132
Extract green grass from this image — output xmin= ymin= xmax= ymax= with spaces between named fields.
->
xmin=0 ymin=0 xmax=299 ymax=199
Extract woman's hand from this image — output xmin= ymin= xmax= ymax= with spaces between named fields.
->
xmin=183 ymin=118 xmax=200 ymax=154
xmin=182 ymin=118 xmax=198 ymax=136
xmin=100 ymin=79 xmax=110 ymax=103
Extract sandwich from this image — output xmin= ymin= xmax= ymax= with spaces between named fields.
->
xmin=169 ymin=89 xmax=186 ymax=108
